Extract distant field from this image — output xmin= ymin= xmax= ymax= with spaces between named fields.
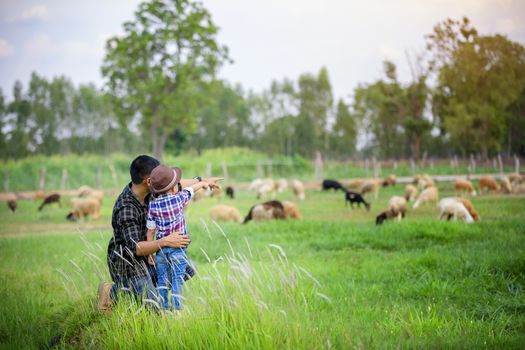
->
xmin=0 ymin=184 xmax=524 ymax=348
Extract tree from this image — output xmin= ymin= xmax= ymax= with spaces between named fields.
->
xmin=331 ymin=99 xmax=357 ymax=159
xmin=0 ymin=89 xmax=6 ymax=158
xmin=427 ymin=17 xmax=525 ymax=158
xmin=7 ymin=81 xmax=32 ymax=158
xmin=102 ymin=0 xmax=230 ymax=160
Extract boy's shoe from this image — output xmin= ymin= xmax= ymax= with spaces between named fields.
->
xmin=97 ymin=282 xmax=113 ymax=315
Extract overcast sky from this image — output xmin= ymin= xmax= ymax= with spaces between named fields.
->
xmin=1 ymin=0 xmax=524 ymax=102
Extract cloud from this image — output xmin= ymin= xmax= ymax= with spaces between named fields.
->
xmin=0 ymin=38 xmax=15 ymax=58
xmin=8 ymin=4 xmax=49 ymax=22
xmin=25 ymin=33 xmax=52 ymax=55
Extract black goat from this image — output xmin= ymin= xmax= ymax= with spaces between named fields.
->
xmin=322 ymin=179 xmax=343 ymax=191
xmin=344 ymin=190 xmax=370 ymax=210
xmin=38 ymin=193 xmax=61 ymax=211
xmin=7 ymin=199 xmax=16 ymax=213
xmin=226 ymin=186 xmax=234 ymax=199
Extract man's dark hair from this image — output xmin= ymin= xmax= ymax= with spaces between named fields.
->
xmin=130 ymin=155 xmax=160 ymax=184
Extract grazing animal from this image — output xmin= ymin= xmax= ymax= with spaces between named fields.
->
xmin=77 ymin=186 xmax=104 ymax=204
xmin=33 ymin=190 xmax=46 ymax=201
xmin=225 ymin=186 xmax=235 ymax=199
xmin=210 ymin=187 xmax=223 ymax=199
xmin=382 ymin=174 xmax=397 ymax=187
xmin=257 ymin=179 xmax=277 ymax=199
xmin=454 ymin=179 xmax=477 ymax=197
xmin=360 ymin=180 xmax=380 ymax=200
xmin=77 ymin=185 xmax=94 ymax=197
xmin=282 ymin=201 xmax=302 ymax=219
xmin=291 ymin=179 xmax=305 ymax=200
xmin=38 ymin=193 xmax=61 ymax=211
xmin=248 ymin=178 xmax=264 ymax=192
xmin=67 ymin=197 xmax=101 ymax=221
xmin=7 ymin=199 xmax=17 ymax=213
xmin=275 ymin=179 xmax=288 ymax=193
xmin=456 ymin=198 xmax=480 ymax=221
xmin=376 ymin=196 xmax=408 ymax=225
xmin=404 ymin=185 xmax=418 ymax=202
xmin=322 ymin=179 xmax=343 ymax=191
xmin=509 ymin=173 xmax=523 ymax=186
xmin=479 ymin=176 xmax=499 ymax=193
xmin=438 ymin=198 xmax=474 ymax=223
xmin=210 ymin=205 xmax=243 ymax=223
xmin=500 ymin=177 xmax=512 ymax=194
xmin=417 ymin=174 xmax=434 ymax=189
xmin=413 ymin=186 xmax=439 ymax=209
xmin=344 ymin=190 xmax=370 ymax=210
xmin=243 ymin=200 xmax=285 ymax=224
xmin=343 ymin=179 xmax=364 ymax=190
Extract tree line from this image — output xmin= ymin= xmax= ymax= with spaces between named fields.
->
xmin=1 ymin=1 xmax=524 ymax=161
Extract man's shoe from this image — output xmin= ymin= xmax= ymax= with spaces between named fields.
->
xmin=97 ymin=282 xmax=112 ymax=315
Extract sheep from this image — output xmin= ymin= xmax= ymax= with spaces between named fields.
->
xmin=382 ymin=174 xmax=397 ymax=187
xmin=417 ymin=174 xmax=434 ymax=189
xmin=243 ymin=200 xmax=285 ymax=224
xmin=209 ymin=205 xmax=243 ymax=223
xmin=192 ymin=189 xmax=206 ymax=202
xmin=342 ymin=179 xmax=364 ymax=190
xmin=77 ymin=185 xmax=94 ymax=197
xmin=291 ymin=179 xmax=305 ymax=200
xmin=7 ymin=199 xmax=16 ymax=213
xmin=256 ymin=179 xmax=277 ymax=199
xmin=509 ymin=173 xmax=523 ymax=186
xmin=210 ymin=187 xmax=223 ymax=199
xmin=322 ymin=179 xmax=343 ymax=191
xmin=413 ymin=186 xmax=439 ymax=209
xmin=282 ymin=201 xmax=302 ymax=219
xmin=38 ymin=193 xmax=61 ymax=211
xmin=248 ymin=179 xmax=264 ymax=192
xmin=67 ymin=197 xmax=101 ymax=221
xmin=360 ymin=180 xmax=380 ymax=200
xmin=275 ymin=179 xmax=288 ymax=193
xmin=454 ymin=179 xmax=477 ymax=197
xmin=479 ymin=176 xmax=499 ymax=193
xmin=225 ymin=186 xmax=235 ymax=199
xmin=376 ymin=196 xmax=407 ymax=225
xmin=404 ymin=185 xmax=418 ymax=202
xmin=343 ymin=190 xmax=370 ymax=210
xmin=438 ymin=198 xmax=474 ymax=223
xmin=500 ymin=177 xmax=512 ymax=194
xmin=456 ymin=198 xmax=480 ymax=221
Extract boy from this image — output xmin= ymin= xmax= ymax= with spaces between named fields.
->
xmin=146 ymin=164 xmax=209 ymax=310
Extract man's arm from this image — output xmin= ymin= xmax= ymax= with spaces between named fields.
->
xmin=136 ymin=233 xmax=191 ymax=256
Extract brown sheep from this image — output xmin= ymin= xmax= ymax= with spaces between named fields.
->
xmin=67 ymin=197 xmax=101 ymax=221
xmin=243 ymin=200 xmax=285 ymax=224
xmin=209 ymin=205 xmax=243 ymax=223
xmin=361 ymin=180 xmax=380 ymax=200
xmin=7 ymin=198 xmax=16 ymax=213
xmin=413 ymin=186 xmax=439 ymax=209
xmin=500 ymin=177 xmax=512 ymax=194
xmin=456 ymin=198 xmax=480 ymax=221
xmin=282 ymin=201 xmax=302 ymax=219
xmin=382 ymin=174 xmax=397 ymax=187
xmin=509 ymin=173 xmax=523 ymax=186
xmin=417 ymin=174 xmax=434 ymax=189
xmin=38 ymin=193 xmax=61 ymax=211
xmin=455 ymin=179 xmax=477 ymax=197
xmin=479 ymin=176 xmax=499 ymax=193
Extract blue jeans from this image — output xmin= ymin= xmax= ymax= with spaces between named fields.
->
xmin=110 ymin=269 xmax=161 ymax=311
xmin=156 ymin=248 xmax=188 ymax=310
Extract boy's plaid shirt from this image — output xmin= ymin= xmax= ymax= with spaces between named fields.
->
xmin=146 ymin=188 xmax=193 ymax=239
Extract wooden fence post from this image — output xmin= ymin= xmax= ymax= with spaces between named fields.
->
xmin=206 ymin=162 xmax=212 ymax=178
xmin=393 ymin=160 xmax=398 ymax=170
xmin=39 ymin=167 xmax=46 ymax=191
xmin=497 ymin=154 xmax=504 ymax=175
xmin=515 ymin=155 xmax=520 ymax=174
xmin=108 ymin=164 xmax=118 ymax=189
xmin=493 ymin=158 xmax=498 ymax=171
xmin=372 ymin=157 xmax=379 ymax=178
xmin=470 ymin=154 xmax=476 ymax=174
xmin=60 ymin=168 xmax=68 ymax=190
xmin=314 ymin=151 xmax=323 ymax=180
xmin=410 ymin=158 xmax=416 ymax=176
xmin=257 ymin=160 xmax=263 ymax=178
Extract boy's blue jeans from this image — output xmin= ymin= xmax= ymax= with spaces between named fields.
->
xmin=156 ymin=247 xmax=188 ymax=310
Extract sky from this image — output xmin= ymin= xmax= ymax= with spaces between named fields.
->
xmin=0 ymin=0 xmax=524 ymax=102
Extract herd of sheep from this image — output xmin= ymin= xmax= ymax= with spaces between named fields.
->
xmin=4 ymin=172 xmax=524 ymax=227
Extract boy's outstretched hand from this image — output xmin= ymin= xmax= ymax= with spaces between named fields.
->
xmin=203 ymin=177 xmax=223 ymax=190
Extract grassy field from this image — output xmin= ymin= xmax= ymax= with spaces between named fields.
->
xmin=0 ymin=183 xmax=524 ymax=349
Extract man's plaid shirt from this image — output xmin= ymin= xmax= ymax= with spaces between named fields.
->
xmin=146 ymin=188 xmax=193 ymax=239
xmin=107 ymin=183 xmax=151 ymax=279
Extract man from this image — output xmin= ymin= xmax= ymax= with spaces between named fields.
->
xmin=98 ymin=155 xmax=221 ymax=313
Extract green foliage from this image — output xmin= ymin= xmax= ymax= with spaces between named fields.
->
xmin=102 ymin=0 xmax=230 ymax=160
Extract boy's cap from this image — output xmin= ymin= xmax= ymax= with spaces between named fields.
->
xmin=149 ymin=164 xmax=182 ymax=193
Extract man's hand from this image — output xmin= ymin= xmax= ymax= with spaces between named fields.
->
xmin=203 ymin=177 xmax=223 ymax=190
xmin=161 ymin=233 xmax=191 ymax=248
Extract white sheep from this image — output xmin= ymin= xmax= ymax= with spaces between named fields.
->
xmin=291 ymin=179 xmax=305 ymax=200
xmin=209 ymin=205 xmax=243 ymax=223
xmin=417 ymin=174 xmax=435 ymax=189
xmin=376 ymin=196 xmax=408 ymax=225
xmin=413 ymin=186 xmax=439 ymax=209
xmin=404 ymin=185 xmax=418 ymax=202
xmin=256 ymin=179 xmax=276 ymax=199
xmin=360 ymin=179 xmax=381 ymax=200
xmin=275 ymin=178 xmax=288 ymax=193
xmin=68 ymin=197 xmax=101 ymax=220
xmin=248 ymin=179 xmax=264 ymax=192
xmin=500 ymin=177 xmax=512 ymax=194
xmin=438 ymin=198 xmax=474 ymax=223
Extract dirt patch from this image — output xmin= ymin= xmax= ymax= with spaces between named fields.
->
xmin=0 ymin=222 xmax=111 ymax=238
